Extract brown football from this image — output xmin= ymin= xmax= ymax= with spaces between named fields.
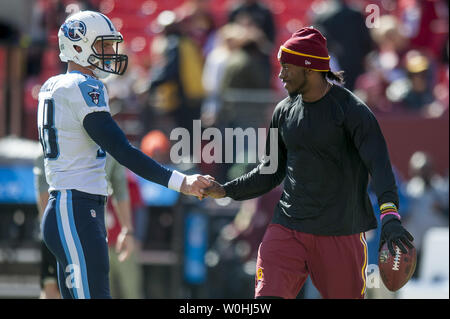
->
xmin=378 ymin=242 xmax=417 ymax=291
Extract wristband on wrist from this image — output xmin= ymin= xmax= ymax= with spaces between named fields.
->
xmin=380 ymin=212 xmax=401 ymax=222
xmin=380 ymin=202 xmax=397 ymax=213
xmin=380 ymin=202 xmax=400 ymax=222
xmin=168 ymin=170 xmax=186 ymax=192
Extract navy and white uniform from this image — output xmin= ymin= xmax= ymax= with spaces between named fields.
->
xmin=38 ymin=70 xmax=184 ymax=298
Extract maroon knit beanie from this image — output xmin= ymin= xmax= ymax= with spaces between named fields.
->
xmin=277 ymin=26 xmax=330 ymax=72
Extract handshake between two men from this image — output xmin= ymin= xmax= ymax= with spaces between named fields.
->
xmin=179 ymin=174 xmax=226 ymax=200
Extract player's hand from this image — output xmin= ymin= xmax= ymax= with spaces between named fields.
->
xmin=379 ymin=216 xmax=414 ymax=256
xmin=116 ymin=229 xmax=135 ymax=262
xmin=201 ymin=180 xmax=226 ymax=199
xmin=180 ymin=174 xmax=214 ymax=200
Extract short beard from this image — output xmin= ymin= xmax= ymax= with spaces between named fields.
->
xmin=289 ymin=69 xmax=308 ymax=97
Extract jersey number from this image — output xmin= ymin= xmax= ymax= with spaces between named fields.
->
xmin=39 ymin=99 xmax=59 ymax=159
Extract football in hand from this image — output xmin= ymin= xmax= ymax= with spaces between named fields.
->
xmin=378 ymin=242 xmax=417 ymax=291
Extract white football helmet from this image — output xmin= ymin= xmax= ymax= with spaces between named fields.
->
xmin=58 ymin=10 xmax=128 ymax=79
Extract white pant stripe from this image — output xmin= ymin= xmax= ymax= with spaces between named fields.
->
xmin=59 ymin=190 xmax=86 ymax=299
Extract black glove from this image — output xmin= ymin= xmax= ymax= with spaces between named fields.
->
xmin=379 ymin=215 xmax=414 ymax=256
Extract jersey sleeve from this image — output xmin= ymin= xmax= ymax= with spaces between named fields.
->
xmin=68 ymin=77 xmax=111 ymax=123
xmin=343 ymin=96 xmax=399 ymax=208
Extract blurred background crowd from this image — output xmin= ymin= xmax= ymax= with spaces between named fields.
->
xmin=0 ymin=0 xmax=448 ymax=299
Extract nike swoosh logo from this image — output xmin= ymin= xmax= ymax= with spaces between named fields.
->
xmin=86 ymin=84 xmax=100 ymax=90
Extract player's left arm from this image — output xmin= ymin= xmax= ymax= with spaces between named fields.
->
xmin=344 ymin=99 xmax=414 ymax=255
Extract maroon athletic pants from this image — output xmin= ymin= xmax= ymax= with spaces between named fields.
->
xmin=255 ymin=223 xmax=368 ymax=299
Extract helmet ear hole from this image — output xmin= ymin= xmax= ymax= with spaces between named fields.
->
xmin=73 ymin=45 xmax=83 ymax=53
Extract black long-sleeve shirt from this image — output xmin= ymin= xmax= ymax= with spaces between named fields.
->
xmin=223 ymin=84 xmax=398 ymax=235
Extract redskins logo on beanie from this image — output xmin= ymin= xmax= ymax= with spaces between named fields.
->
xmin=278 ymin=26 xmax=330 ymax=72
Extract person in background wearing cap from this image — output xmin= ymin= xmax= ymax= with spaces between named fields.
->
xmin=203 ymin=27 xmax=414 ymax=299
xmin=401 ymin=51 xmax=435 ymax=111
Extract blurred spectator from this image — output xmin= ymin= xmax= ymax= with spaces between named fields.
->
xmin=206 ymin=21 xmax=273 ymax=180
xmin=403 ymin=151 xmax=449 ymax=275
xmin=201 ymin=23 xmax=250 ymax=127
xmin=24 ymin=0 xmax=100 ymax=79
xmin=140 ymin=129 xmax=171 ymax=164
xmin=354 ymin=14 xmax=410 ymax=112
xmin=312 ymin=0 xmax=374 ymax=91
xmin=218 ymin=21 xmax=272 ymax=127
xmin=353 ymin=2 xmax=449 ymax=115
xmin=104 ymin=48 xmax=149 ymax=114
xmin=228 ymin=0 xmax=276 ymax=48
xmin=0 ymin=20 xmax=20 ymax=45
xmin=26 ymin=0 xmax=48 ymax=77
xmin=147 ymin=10 xmax=205 ymax=136
xmin=105 ymin=154 xmax=144 ymax=299
xmin=43 ymin=0 xmax=98 ymax=33
xmin=369 ymin=14 xmax=410 ymax=72
xmin=388 ymin=50 xmax=435 ymax=111
xmin=398 ymin=0 xmax=448 ymax=60
xmin=228 ymin=0 xmax=275 ymax=83
xmin=384 ymin=49 xmax=448 ymax=117
xmin=432 ymin=37 xmax=449 ymax=115
xmin=175 ymin=0 xmax=217 ymax=56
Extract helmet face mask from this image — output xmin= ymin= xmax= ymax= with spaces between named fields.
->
xmin=88 ymin=35 xmax=128 ymax=77
xmin=58 ymin=11 xmax=128 ymax=78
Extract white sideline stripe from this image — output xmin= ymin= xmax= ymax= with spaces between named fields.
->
xmin=59 ymin=190 xmax=85 ymax=299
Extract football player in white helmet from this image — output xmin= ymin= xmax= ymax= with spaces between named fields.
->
xmin=38 ymin=11 xmax=213 ymax=299
xmin=58 ymin=10 xmax=127 ymax=79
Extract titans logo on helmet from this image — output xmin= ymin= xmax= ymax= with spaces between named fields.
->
xmin=61 ymin=20 xmax=87 ymax=42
